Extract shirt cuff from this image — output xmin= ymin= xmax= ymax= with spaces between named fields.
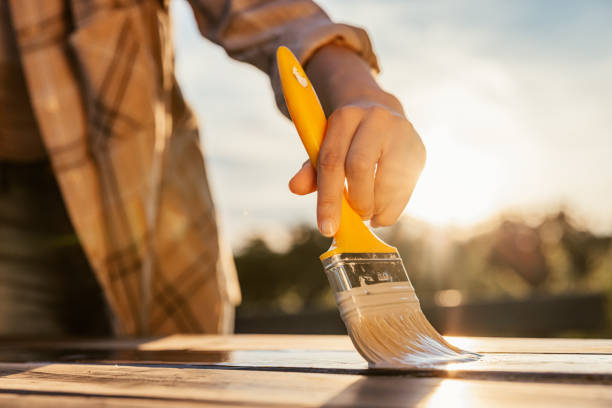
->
xmin=270 ymin=21 xmax=380 ymax=117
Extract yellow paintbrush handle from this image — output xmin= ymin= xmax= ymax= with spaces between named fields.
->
xmin=276 ymin=46 xmax=395 ymax=259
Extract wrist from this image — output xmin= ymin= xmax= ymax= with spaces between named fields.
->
xmin=333 ymin=87 xmax=406 ymax=119
xmin=306 ymin=44 xmax=405 ymax=118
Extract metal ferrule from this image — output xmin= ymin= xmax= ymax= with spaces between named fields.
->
xmin=321 ymin=252 xmax=410 ymax=293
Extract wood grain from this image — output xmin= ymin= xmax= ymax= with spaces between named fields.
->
xmin=1 ymin=335 xmax=611 ymax=407
xmin=0 ymin=363 xmax=611 ymax=407
xmin=446 ymin=336 xmax=612 ymax=354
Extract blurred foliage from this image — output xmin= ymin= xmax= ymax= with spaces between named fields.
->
xmin=234 ymin=227 xmax=332 ymax=314
xmin=234 ymin=211 xmax=612 ymax=327
xmin=391 ymin=211 xmax=612 ymax=303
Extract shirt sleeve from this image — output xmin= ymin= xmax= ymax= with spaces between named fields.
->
xmin=185 ymin=0 xmax=380 ymax=115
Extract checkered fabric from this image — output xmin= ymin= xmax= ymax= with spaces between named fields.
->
xmin=6 ymin=0 xmax=378 ymax=336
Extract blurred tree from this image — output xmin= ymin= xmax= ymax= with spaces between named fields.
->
xmin=234 ymin=226 xmax=332 ymax=313
xmin=234 ymin=211 xmax=612 ymax=335
xmin=489 ymin=220 xmax=549 ymax=288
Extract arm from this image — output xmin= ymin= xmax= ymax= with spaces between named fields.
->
xmin=187 ymin=0 xmax=425 ymax=236
xmin=290 ymin=44 xmax=426 ymax=235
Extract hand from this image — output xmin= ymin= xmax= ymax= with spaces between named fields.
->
xmin=289 ymin=101 xmax=425 ymax=237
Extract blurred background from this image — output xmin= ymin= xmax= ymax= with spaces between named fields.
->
xmin=172 ymin=0 xmax=612 ymax=337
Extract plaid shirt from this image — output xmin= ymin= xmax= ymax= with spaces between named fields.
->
xmin=6 ymin=0 xmax=378 ymax=336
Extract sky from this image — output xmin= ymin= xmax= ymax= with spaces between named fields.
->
xmin=171 ymin=0 xmax=612 ymax=248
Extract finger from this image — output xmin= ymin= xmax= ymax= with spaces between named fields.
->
xmin=370 ymin=161 xmax=414 ymax=228
xmin=289 ymin=160 xmax=317 ymax=195
xmin=370 ymin=190 xmax=413 ymax=227
xmin=371 ymin=138 xmax=425 ymax=227
xmin=345 ymin=119 xmax=383 ymax=220
xmin=317 ymin=107 xmax=362 ymax=236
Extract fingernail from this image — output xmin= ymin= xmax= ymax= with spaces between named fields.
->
xmin=320 ymin=220 xmax=336 ymax=237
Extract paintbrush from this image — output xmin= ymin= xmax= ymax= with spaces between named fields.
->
xmin=276 ymin=46 xmax=478 ymax=368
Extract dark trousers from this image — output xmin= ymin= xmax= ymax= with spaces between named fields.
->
xmin=0 ymin=160 xmax=112 ymax=337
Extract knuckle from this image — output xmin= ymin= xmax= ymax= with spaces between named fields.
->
xmin=346 ymin=152 xmax=373 ymax=176
xmin=418 ymin=138 xmax=427 ymax=164
xmin=367 ymin=105 xmax=392 ymax=120
xmin=397 ymin=120 xmax=426 ymax=171
xmin=318 ymin=197 xmax=338 ymax=211
xmin=389 ymin=180 xmax=414 ymax=204
xmin=412 ymin=135 xmax=427 ymax=170
xmin=376 ymin=170 xmax=399 ymax=189
xmin=348 ymin=188 xmax=370 ymax=205
xmin=402 ymin=117 xmax=416 ymax=131
xmin=330 ymin=105 xmax=361 ymax=122
xmin=318 ymin=149 xmax=344 ymax=171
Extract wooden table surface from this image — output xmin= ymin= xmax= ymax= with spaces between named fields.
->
xmin=0 ymin=335 xmax=611 ymax=407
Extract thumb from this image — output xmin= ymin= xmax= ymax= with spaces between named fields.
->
xmin=289 ymin=160 xmax=317 ymax=195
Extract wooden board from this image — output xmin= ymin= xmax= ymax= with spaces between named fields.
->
xmin=4 ymin=349 xmax=612 ymax=381
xmin=2 ymin=336 xmax=611 ymax=379
xmin=0 ymin=335 xmax=611 ymax=407
xmin=141 ymin=334 xmax=612 ymax=354
xmin=5 ymin=334 xmax=610 ymax=354
xmin=1 ymin=363 xmax=612 ymax=407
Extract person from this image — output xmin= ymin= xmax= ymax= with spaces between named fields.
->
xmin=0 ymin=0 xmax=425 ymax=337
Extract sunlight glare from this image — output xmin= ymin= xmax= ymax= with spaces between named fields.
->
xmin=424 ymin=380 xmax=475 ymax=408
xmin=407 ymin=128 xmax=502 ymax=227
xmin=401 ymin=64 xmax=521 ymax=228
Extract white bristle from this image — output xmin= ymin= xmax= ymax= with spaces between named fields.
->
xmin=335 ymin=282 xmax=479 ymax=369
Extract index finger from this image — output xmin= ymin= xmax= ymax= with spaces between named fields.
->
xmin=316 ymin=107 xmax=362 ymax=236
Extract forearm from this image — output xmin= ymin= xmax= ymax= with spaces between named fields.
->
xmin=305 ymin=44 xmax=405 ymax=118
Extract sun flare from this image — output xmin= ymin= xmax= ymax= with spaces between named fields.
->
xmin=400 ymin=70 xmax=519 ymax=228
xmin=406 ymin=129 xmax=502 ymax=227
